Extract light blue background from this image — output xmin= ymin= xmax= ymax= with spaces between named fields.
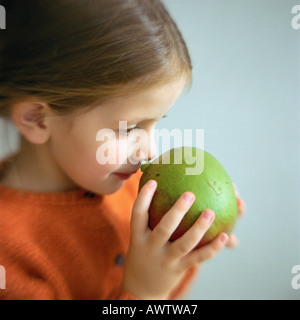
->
xmin=0 ymin=0 xmax=299 ymax=300
xmin=159 ymin=0 xmax=300 ymax=299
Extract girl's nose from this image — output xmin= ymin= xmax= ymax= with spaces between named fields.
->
xmin=129 ymin=128 xmax=156 ymax=164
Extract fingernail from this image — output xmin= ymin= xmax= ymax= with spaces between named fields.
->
xmin=237 ymin=198 xmax=245 ymax=212
xmin=148 ymin=180 xmax=157 ymax=188
xmin=201 ymin=209 xmax=214 ymax=221
xmin=183 ymin=192 xmax=195 ymax=203
xmin=220 ymin=233 xmax=229 ymax=243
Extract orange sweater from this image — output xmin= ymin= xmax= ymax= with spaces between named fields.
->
xmin=0 ymin=156 xmax=197 ymax=300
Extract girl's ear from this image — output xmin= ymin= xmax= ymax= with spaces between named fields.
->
xmin=10 ymin=101 xmax=51 ymax=145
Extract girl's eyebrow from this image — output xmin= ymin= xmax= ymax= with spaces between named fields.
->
xmin=153 ymin=113 xmax=168 ymax=121
xmin=113 ymin=114 xmax=168 ymax=127
xmin=129 ymin=113 xmax=168 ymax=123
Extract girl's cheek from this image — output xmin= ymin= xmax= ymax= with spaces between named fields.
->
xmin=116 ymin=139 xmax=130 ymax=165
xmin=95 ymin=135 xmax=135 ymax=168
xmin=98 ymin=139 xmax=126 ymax=163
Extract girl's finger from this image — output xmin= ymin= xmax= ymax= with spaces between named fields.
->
xmin=180 ymin=232 xmax=229 ymax=271
xmin=232 ymin=182 xmax=239 ymax=197
xmin=149 ymin=192 xmax=196 ymax=247
xmin=233 ymin=182 xmax=246 ymax=217
xmin=131 ymin=180 xmax=157 ymax=240
xmin=237 ymin=197 xmax=246 ymax=217
xmin=225 ymin=233 xmax=239 ymax=248
xmin=167 ymin=209 xmax=215 ymax=259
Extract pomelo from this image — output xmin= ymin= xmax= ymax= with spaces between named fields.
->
xmin=138 ymin=146 xmax=238 ymax=248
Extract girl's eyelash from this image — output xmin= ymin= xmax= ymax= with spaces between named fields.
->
xmin=119 ymin=126 xmax=141 ymax=135
xmin=118 ymin=116 xmax=167 ymax=135
xmin=126 ymin=126 xmax=141 ymax=134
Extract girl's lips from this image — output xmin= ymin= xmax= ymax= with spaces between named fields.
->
xmin=113 ymin=172 xmax=136 ymax=180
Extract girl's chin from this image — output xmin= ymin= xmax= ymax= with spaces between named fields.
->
xmin=98 ymin=176 xmax=126 ymax=195
xmin=103 ymin=182 xmax=125 ymax=195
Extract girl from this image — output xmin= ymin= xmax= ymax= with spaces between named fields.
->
xmin=0 ymin=0 xmax=244 ymax=300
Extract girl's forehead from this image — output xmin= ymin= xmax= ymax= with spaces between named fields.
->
xmin=112 ymin=76 xmax=187 ymax=107
xmin=90 ymin=76 xmax=187 ymax=126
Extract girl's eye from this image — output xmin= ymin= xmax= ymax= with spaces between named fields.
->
xmin=119 ymin=126 xmax=142 ymax=135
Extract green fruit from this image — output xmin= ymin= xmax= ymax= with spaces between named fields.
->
xmin=138 ymin=147 xmax=238 ymax=248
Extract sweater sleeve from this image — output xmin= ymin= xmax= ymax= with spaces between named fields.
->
xmin=0 ymin=242 xmax=75 ymax=300
xmin=0 ymin=242 xmax=199 ymax=300
xmin=0 ymin=261 xmax=59 ymax=300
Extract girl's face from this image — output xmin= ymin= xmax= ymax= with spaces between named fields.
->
xmin=47 ymin=76 xmax=187 ymax=195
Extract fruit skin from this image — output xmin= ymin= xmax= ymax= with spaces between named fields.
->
xmin=139 ymin=147 xmax=238 ymax=248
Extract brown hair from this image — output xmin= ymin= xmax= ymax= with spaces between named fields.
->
xmin=0 ymin=0 xmax=192 ymax=118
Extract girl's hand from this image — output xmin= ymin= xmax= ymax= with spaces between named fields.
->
xmin=122 ymin=180 xmax=229 ymax=300
xmin=225 ymin=183 xmax=246 ymax=248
